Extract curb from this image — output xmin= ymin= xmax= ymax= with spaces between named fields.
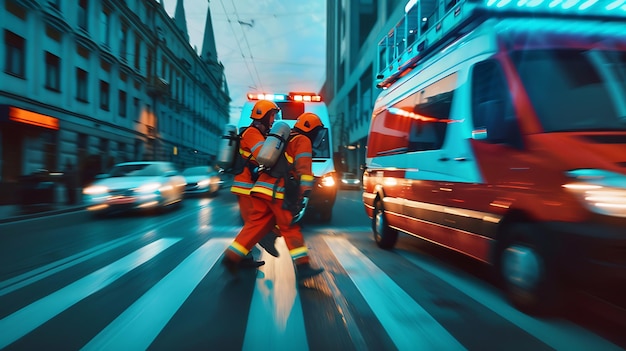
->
xmin=0 ymin=205 xmax=86 ymax=224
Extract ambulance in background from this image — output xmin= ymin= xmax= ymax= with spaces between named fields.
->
xmin=239 ymin=92 xmax=337 ymax=222
xmin=363 ymin=0 xmax=626 ymax=314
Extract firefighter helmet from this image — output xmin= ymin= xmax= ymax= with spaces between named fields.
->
xmin=294 ymin=112 xmax=323 ymax=133
xmin=251 ymin=100 xmax=279 ymax=120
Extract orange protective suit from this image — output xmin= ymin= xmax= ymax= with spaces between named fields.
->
xmin=225 ymin=133 xmax=315 ymax=264
xmin=229 ymin=126 xmax=276 ymax=233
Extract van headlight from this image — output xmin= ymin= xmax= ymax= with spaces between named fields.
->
xmin=319 ymin=173 xmax=336 ymax=187
xmin=563 ymin=169 xmax=626 ymax=218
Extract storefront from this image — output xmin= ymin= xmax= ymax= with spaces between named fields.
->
xmin=0 ymin=105 xmax=59 ymax=203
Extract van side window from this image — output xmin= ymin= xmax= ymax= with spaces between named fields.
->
xmin=367 ymin=73 xmax=457 ymax=157
xmin=409 ymin=73 xmax=456 ymax=152
xmin=471 ymin=60 xmax=521 ymax=147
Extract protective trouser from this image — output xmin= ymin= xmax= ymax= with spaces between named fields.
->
xmin=225 ymin=195 xmax=310 ymax=264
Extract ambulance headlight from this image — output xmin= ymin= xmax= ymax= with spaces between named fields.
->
xmin=563 ymin=169 xmax=626 ymax=218
xmin=319 ymin=173 xmax=336 ymax=188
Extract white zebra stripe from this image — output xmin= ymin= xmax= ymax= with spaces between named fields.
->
xmin=82 ymin=238 xmax=231 ymax=351
xmin=324 ymin=236 xmax=466 ymax=351
xmin=243 ymin=237 xmax=308 ymax=351
xmin=0 ymin=238 xmax=181 ymax=349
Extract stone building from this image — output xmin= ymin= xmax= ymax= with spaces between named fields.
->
xmin=0 ymin=0 xmax=229 ymax=202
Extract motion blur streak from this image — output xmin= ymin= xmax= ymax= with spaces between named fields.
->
xmin=243 ymin=238 xmax=308 ymax=351
xmin=324 ymin=236 xmax=466 ymax=351
xmin=0 ymin=238 xmax=181 ymax=349
xmin=82 ymin=238 xmax=230 ymax=351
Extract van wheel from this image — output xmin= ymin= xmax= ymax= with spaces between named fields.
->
xmin=497 ymin=223 xmax=560 ymax=315
xmin=373 ymin=199 xmax=398 ymax=249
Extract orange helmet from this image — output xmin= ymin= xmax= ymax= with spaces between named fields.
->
xmin=251 ymin=100 xmax=279 ymax=120
xmin=294 ymin=112 xmax=323 ymax=133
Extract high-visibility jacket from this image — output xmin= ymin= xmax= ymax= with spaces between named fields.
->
xmin=230 ymin=126 xmax=265 ymax=196
xmin=251 ymin=133 xmax=314 ymax=200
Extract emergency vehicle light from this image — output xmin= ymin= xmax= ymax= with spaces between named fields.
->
xmin=247 ymin=93 xmax=287 ymax=101
xmin=247 ymin=92 xmax=323 ymax=102
xmin=377 ymin=0 xmax=626 ymax=89
xmin=484 ymin=0 xmax=626 ymax=13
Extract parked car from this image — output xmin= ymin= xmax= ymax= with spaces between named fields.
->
xmin=182 ymin=166 xmax=222 ymax=197
xmin=82 ymin=161 xmax=186 ymax=216
xmin=340 ymin=172 xmax=361 ymax=190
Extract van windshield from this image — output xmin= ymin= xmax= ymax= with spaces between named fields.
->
xmin=312 ymin=128 xmax=331 ymax=158
xmin=512 ymin=49 xmax=626 ymax=132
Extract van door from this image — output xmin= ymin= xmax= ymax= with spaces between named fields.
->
xmin=400 ymin=73 xmax=459 ymax=242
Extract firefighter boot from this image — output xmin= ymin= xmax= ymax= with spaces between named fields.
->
xmin=239 ymin=255 xmax=265 ymax=268
xmin=258 ymin=231 xmax=280 ymax=258
xmin=222 ymin=255 xmax=264 ymax=276
xmin=296 ymin=262 xmax=324 ymax=282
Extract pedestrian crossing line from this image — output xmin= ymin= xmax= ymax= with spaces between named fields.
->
xmin=398 ymin=252 xmax=624 ymax=351
xmin=0 ymin=238 xmax=181 ymax=350
xmin=1 ymin=211 xmax=203 ymax=298
xmin=0 ymin=235 xmax=139 ymax=297
xmin=82 ymin=238 xmax=231 ymax=351
xmin=243 ymin=238 xmax=308 ymax=351
xmin=324 ymin=236 xmax=467 ymax=351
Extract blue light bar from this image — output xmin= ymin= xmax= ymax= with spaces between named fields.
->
xmin=483 ymin=0 xmax=626 ymax=15
xmin=246 ymin=93 xmax=321 ymax=102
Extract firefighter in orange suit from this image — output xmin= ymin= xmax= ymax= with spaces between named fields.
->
xmin=222 ymin=112 xmax=325 ymax=281
xmin=230 ymin=100 xmax=280 ymax=267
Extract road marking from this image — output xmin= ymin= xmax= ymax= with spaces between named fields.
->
xmin=0 ymin=238 xmax=180 ymax=349
xmin=0 ymin=235 xmax=137 ymax=297
xmin=398 ymin=252 xmax=624 ymax=351
xmin=325 ymin=236 xmax=466 ymax=351
xmin=243 ymin=238 xmax=308 ymax=351
xmin=82 ymin=238 xmax=231 ymax=351
xmin=0 ymin=212 xmax=201 ymax=297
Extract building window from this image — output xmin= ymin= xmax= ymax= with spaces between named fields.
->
xmin=45 ymin=52 xmax=61 ymax=91
xmin=76 ymin=68 xmax=88 ymax=102
xmin=120 ymin=25 xmax=128 ymax=61
xmin=118 ymin=90 xmax=127 ymax=117
xmin=4 ymin=30 xmax=25 ymax=77
xmin=78 ymin=0 xmax=88 ymax=31
xmin=100 ymin=80 xmax=110 ymax=111
xmin=133 ymin=97 xmax=140 ymax=119
xmin=100 ymin=7 xmax=110 ymax=46
xmin=134 ymin=34 xmax=141 ymax=70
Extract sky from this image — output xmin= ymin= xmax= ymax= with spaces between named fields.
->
xmin=164 ymin=0 xmax=327 ymax=123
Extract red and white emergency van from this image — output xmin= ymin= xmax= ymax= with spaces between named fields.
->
xmin=363 ymin=0 xmax=626 ymax=313
xmin=239 ymin=92 xmax=337 ymax=222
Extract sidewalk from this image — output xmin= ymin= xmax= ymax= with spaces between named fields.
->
xmin=0 ymin=202 xmax=86 ymax=224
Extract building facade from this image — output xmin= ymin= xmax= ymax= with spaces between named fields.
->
xmin=323 ymin=0 xmax=440 ymax=177
xmin=0 ymin=0 xmax=229 ymax=203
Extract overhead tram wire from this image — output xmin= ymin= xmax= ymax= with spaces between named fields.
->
xmin=218 ymin=0 xmax=260 ymax=92
xmin=229 ymin=0 xmax=265 ymax=93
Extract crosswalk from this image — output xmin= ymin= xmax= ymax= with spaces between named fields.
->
xmin=0 ymin=226 xmax=622 ymax=351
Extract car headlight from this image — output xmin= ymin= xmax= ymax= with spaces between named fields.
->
xmin=563 ymin=169 xmax=626 ymax=218
xmin=319 ymin=173 xmax=336 ymax=187
xmin=83 ymin=185 xmax=108 ymax=195
xmin=197 ymin=179 xmax=211 ymax=188
xmin=135 ymin=182 xmax=162 ymax=193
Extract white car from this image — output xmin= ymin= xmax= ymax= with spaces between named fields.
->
xmin=182 ymin=166 xmax=222 ymax=197
xmin=83 ymin=161 xmax=186 ymax=216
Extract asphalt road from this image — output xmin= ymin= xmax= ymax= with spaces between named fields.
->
xmin=0 ymin=190 xmax=624 ymax=350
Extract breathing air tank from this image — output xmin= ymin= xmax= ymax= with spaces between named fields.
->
xmin=256 ymin=121 xmax=291 ymax=168
xmin=216 ymin=124 xmax=239 ymax=169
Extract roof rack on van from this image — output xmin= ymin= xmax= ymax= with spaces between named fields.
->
xmin=376 ymin=0 xmax=626 ymax=89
